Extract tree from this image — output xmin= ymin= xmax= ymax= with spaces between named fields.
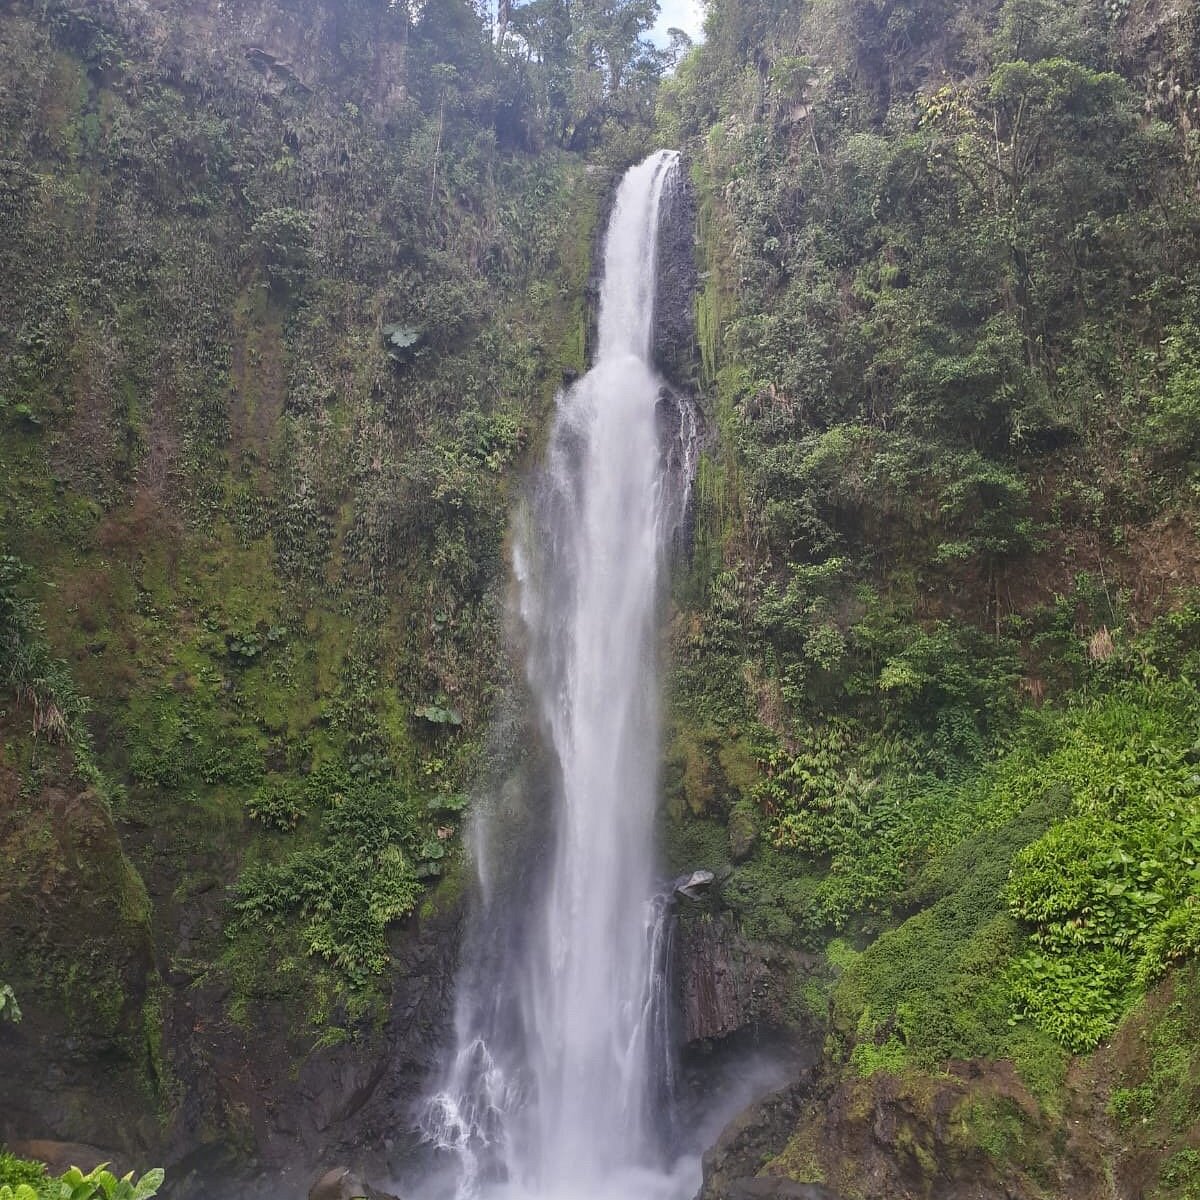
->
xmin=665 ymin=26 xmax=693 ymax=70
xmin=504 ymin=0 xmax=662 ymax=146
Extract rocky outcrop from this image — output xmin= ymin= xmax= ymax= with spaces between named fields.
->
xmin=48 ymin=0 xmax=410 ymax=109
xmin=699 ymin=1063 xmax=1113 ymax=1200
xmin=307 ymin=1165 xmax=401 ymax=1200
xmin=653 ymin=156 xmax=700 ymax=393
xmin=675 ymin=913 xmax=810 ymax=1044
xmin=698 ymin=1075 xmax=822 ymax=1200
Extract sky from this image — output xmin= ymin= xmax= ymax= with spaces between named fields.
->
xmin=649 ymin=0 xmax=706 ymax=46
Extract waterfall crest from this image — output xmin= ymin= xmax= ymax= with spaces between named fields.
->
xmin=421 ymin=149 xmax=697 ymax=1200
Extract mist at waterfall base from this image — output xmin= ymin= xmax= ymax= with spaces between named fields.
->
xmin=411 ymin=151 xmax=755 ymax=1200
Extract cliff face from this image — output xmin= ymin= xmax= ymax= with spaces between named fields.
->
xmin=675 ymin=913 xmax=810 ymax=1045
xmin=657 ymin=0 xmax=1200 ymax=1193
xmin=0 ymin=754 xmax=156 ymax=1155
xmin=42 ymin=0 xmax=411 ymax=98
xmin=652 ymin=156 xmax=700 ymax=396
xmin=0 ymin=0 xmax=599 ymax=1185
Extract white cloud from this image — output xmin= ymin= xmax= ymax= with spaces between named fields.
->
xmin=649 ymin=0 xmax=705 ymax=47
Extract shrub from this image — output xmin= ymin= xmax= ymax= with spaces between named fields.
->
xmin=246 ymin=778 xmax=306 ymax=831
xmin=0 ymin=984 xmax=20 ymax=1024
xmin=1007 ymin=948 xmax=1130 ymax=1053
xmin=230 ymin=778 xmax=444 ymax=988
xmin=0 ymin=1158 xmax=163 ymax=1200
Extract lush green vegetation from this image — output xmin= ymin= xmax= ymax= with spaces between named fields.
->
xmin=661 ymin=0 xmax=1200 ymax=1190
xmin=0 ymin=0 xmax=669 ymax=1155
xmin=1 ymin=0 xmax=1199 ymax=1188
xmin=0 ymin=0 xmax=668 ymax=1037
xmin=0 ymin=1154 xmax=162 ymax=1200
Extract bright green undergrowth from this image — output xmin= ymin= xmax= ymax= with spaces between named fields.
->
xmin=229 ymin=771 xmax=461 ymax=988
xmin=0 ymin=1154 xmax=162 ymax=1200
xmin=671 ymin=595 xmax=1200 ymax=1076
xmin=832 ymin=660 xmax=1200 ymax=1074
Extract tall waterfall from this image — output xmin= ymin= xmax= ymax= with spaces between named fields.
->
xmin=420 ymin=149 xmax=697 ymax=1200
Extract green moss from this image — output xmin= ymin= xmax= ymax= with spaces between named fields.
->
xmin=141 ymin=981 xmax=181 ymax=1118
xmin=1108 ymin=963 xmax=1200 ymax=1141
xmin=419 ymin=848 xmax=470 ymax=920
xmin=849 ymin=1031 xmax=908 ymax=1078
xmin=1157 ymin=1149 xmax=1200 ymax=1198
xmin=659 ymin=814 xmax=730 ymax=877
xmin=763 ymin=1119 xmax=826 ymax=1183
xmin=1006 ymin=1027 xmax=1070 ymax=1113
xmin=957 ymin=1095 xmax=1033 ymax=1168
xmin=829 ymin=786 xmax=1064 ymax=1069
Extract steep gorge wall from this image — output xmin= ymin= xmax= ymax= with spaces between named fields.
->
xmin=0 ymin=0 xmax=606 ymax=1184
xmin=655 ymin=0 xmax=1200 ymax=1194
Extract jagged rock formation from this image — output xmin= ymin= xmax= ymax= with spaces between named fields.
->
xmin=675 ymin=914 xmax=809 ymax=1044
xmin=652 ymin=156 xmax=700 ymax=394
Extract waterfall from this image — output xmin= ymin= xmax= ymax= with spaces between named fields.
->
xmin=419 ymin=150 xmax=698 ymax=1200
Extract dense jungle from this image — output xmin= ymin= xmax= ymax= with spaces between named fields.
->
xmin=1 ymin=0 xmax=1198 ymax=1196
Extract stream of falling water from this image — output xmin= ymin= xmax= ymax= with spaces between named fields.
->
xmin=420 ymin=149 xmax=698 ymax=1200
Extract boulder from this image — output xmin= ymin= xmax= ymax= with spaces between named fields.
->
xmin=308 ymin=1166 xmax=401 ymax=1200
xmin=674 ymin=868 xmax=716 ymax=901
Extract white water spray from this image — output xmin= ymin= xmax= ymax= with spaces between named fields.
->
xmin=421 ymin=150 xmax=697 ymax=1200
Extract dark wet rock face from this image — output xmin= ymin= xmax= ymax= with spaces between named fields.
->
xmin=652 ymin=157 xmax=699 ymax=393
xmin=698 ymin=1076 xmax=822 ymax=1200
xmin=157 ymin=903 xmax=462 ymax=1198
xmin=675 ymin=913 xmax=808 ymax=1044
xmin=0 ymin=767 xmax=158 ymax=1158
xmin=308 ymin=1165 xmax=402 ymax=1200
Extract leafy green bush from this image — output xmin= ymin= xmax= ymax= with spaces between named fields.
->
xmin=828 ymin=670 xmax=1200 ymax=1068
xmin=124 ymin=692 xmax=264 ymax=790
xmin=0 ymin=1158 xmax=162 ymax=1200
xmin=849 ymin=1008 xmax=910 ymax=1077
xmin=1158 ymin=1148 xmax=1200 ymax=1192
xmin=248 ymin=207 xmax=312 ymax=293
xmin=0 ymin=1153 xmax=45 ymax=1193
xmin=1145 ymin=323 xmax=1200 ymax=462
xmin=231 ymin=778 xmax=442 ymax=987
xmin=1003 ymin=680 xmax=1200 ymax=1045
xmin=246 ymin=777 xmax=306 ymax=831
xmin=1007 ymin=948 xmax=1131 ymax=1053
xmin=43 ymin=1164 xmax=162 ymax=1200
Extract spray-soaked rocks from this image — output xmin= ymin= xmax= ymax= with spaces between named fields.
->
xmin=308 ymin=1165 xmax=400 ymax=1200
xmin=674 ymin=913 xmax=814 ymax=1044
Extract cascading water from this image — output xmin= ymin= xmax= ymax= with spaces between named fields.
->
xmin=420 ymin=149 xmax=698 ymax=1200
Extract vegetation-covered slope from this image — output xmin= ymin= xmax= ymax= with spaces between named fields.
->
xmin=0 ymin=0 xmax=662 ymax=1169
xmin=660 ymin=0 xmax=1200 ymax=1194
